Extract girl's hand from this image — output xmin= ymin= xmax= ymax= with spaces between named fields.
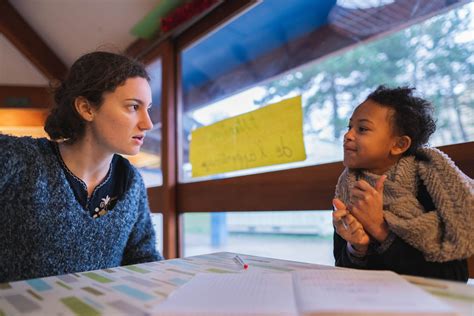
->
xmin=350 ymin=176 xmax=389 ymax=242
xmin=333 ymin=199 xmax=370 ymax=254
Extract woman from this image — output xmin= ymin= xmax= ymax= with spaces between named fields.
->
xmin=0 ymin=51 xmax=163 ymax=283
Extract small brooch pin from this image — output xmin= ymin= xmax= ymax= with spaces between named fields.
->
xmin=92 ymin=195 xmax=117 ymax=219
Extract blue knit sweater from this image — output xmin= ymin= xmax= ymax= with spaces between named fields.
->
xmin=0 ymin=135 xmax=163 ymax=282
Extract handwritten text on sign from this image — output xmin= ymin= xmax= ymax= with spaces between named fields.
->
xmin=190 ymin=96 xmax=306 ymax=177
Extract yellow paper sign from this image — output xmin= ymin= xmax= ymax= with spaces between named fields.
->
xmin=190 ymin=95 xmax=306 ymax=177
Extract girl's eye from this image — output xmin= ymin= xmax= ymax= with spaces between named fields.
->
xmin=129 ymin=104 xmax=139 ymax=111
xmin=358 ymin=127 xmax=368 ymax=132
xmin=346 ymin=125 xmax=352 ymax=130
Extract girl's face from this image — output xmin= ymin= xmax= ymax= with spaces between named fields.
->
xmin=343 ymin=99 xmax=401 ymax=175
xmin=88 ymin=77 xmax=153 ymax=156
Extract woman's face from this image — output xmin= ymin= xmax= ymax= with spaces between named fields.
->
xmin=88 ymin=76 xmax=153 ymax=156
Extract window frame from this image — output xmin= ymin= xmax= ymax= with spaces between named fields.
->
xmin=134 ymin=0 xmax=474 ymax=261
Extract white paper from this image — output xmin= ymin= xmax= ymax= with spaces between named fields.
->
xmin=152 ymin=269 xmax=456 ymax=316
xmin=294 ymin=269 xmax=457 ymax=316
xmin=153 ymin=272 xmax=298 ymax=316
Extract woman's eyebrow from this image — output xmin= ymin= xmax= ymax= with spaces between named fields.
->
xmin=124 ymin=98 xmax=144 ymax=103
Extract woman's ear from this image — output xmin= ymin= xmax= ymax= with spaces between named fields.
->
xmin=391 ymin=135 xmax=411 ymax=156
xmin=74 ymin=97 xmax=95 ymax=122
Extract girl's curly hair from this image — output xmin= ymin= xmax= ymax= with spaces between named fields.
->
xmin=367 ymin=85 xmax=436 ymax=155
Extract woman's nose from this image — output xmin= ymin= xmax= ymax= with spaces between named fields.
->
xmin=140 ymin=109 xmax=153 ymax=131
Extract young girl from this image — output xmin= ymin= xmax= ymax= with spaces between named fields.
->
xmin=0 ymin=51 xmax=163 ymax=283
xmin=332 ymin=86 xmax=473 ymax=282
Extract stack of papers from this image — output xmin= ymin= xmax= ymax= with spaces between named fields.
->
xmin=153 ymin=269 xmax=456 ymax=316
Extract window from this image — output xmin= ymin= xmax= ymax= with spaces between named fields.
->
xmin=151 ymin=213 xmax=163 ymax=255
xmin=176 ymin=0 xmax=471 ymax=263
xmin=183 ymin=211 xmax=334 ymax=265
xmin=180 ymin=1 xmax=473 ymax=182
xmin=135 ymin=59 xmax=163 ymax=187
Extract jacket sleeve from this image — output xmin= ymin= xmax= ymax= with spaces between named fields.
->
xmin=376 ymin=235 xmax=468 ymax=282
xmin=121 ymin=177 xmax=163 ymax=265
xmin=333 ymin=231 xmax=368 ymax=269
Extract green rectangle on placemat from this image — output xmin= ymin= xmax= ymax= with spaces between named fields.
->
xmin=60 ymin=296 xmax=100 ymax=316
xmin=82 ymin=272 xmax=113 ymax=283
xmin=124 ymin=265 xmax=151 ymax=274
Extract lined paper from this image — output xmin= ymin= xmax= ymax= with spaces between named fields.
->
xmin=294 ymin=269 xmax=456 ymax=315
xmin=153 ymin=272 xmax=298 ymax=316
xmin=153 ymin=270 xmax=456 ymax=316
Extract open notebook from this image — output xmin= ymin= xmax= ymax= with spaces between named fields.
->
xmin=153 ymin=269 xmax=456 ymax=316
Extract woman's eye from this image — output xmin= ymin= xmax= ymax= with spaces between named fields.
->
xmin=358 ymin=127 xmax=368 ymax=132
xmin=129 ymin=104 xmax=139 ymax=111
xmin=346 ymin=125 xmax=352 ymax=130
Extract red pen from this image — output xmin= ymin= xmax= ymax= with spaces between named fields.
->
xmin=233 ymin=255 xmax=248 ymax=270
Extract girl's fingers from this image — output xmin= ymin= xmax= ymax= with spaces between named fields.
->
xmin=350 ymin=188 xmax=366 ymax=199
xmin=332 ymin=209 xmax=348 ymax=222
xmin=332 ymin=198 xmax=346 ymax=211
xmin=344 ymin=214 xmax=357 ymax=226
xmin=351 ymin=221 xmax=364 ymax=234
xmin=354 ymin=179 xmax=372 ymax=191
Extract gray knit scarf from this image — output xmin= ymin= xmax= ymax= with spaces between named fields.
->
xmin=335 ymin=147 xmax=474 ymax=262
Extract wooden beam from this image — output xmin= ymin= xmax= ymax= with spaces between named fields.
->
xmin=160 ymin=40 xmax=179 ymax=259
xmin=0 ymin=0 xmax=68 ymax=80
xmin=176 ymin=142 xmax=474 ymax=213
xmin=0 ymin=108 xmax=48 ymax=126
xmin=147 ymin=186 xmax=163 ymax=212
xmin=0 ymin=85 xmax=52 ymax=108
xmin=178 ymin=161 xmax=343 ymax=212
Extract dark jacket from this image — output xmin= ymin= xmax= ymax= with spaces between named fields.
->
xmin=333 ymin=182 xmax=468 ymax=282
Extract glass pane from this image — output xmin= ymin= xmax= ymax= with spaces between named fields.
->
xmin=183 ymin=211 xmax=334 ymax=265
xmin=134 ymin=59 xmax=163 ymax=187
xmin=180 ymin=1 xmax=474 ymax=182
xmin=151 ymin=213 xmax=163 ymax=255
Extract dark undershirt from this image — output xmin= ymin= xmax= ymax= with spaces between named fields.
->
xmin=51 ymin=141 xmax=132 ymax=218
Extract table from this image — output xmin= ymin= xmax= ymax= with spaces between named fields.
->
xmin=0 ymin=252 xmax=472 ymax=315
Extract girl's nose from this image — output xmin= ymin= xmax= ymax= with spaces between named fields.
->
xmin=344 ymin=128 xmax=354 ymax=141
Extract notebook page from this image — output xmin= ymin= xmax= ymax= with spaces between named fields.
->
xmin=293 ymin=269 xmax=456 ymax=316
xmin=153 ymin=272 xmax=298 ymax=316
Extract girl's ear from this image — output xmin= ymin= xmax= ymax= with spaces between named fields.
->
xmin=74 ymin=97 xmax=95 ymax=122
xmin=391 ymin=135 xmax=411 ymax=156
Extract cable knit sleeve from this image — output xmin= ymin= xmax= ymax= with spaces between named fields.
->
xmin=121 ymin=175 xmax=163 ymax=265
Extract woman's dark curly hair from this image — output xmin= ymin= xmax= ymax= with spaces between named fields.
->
xmin=44 ymin=51 xmax=150 ymax=142
xmin=367 ymin=85 xmax=436 ymax=156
